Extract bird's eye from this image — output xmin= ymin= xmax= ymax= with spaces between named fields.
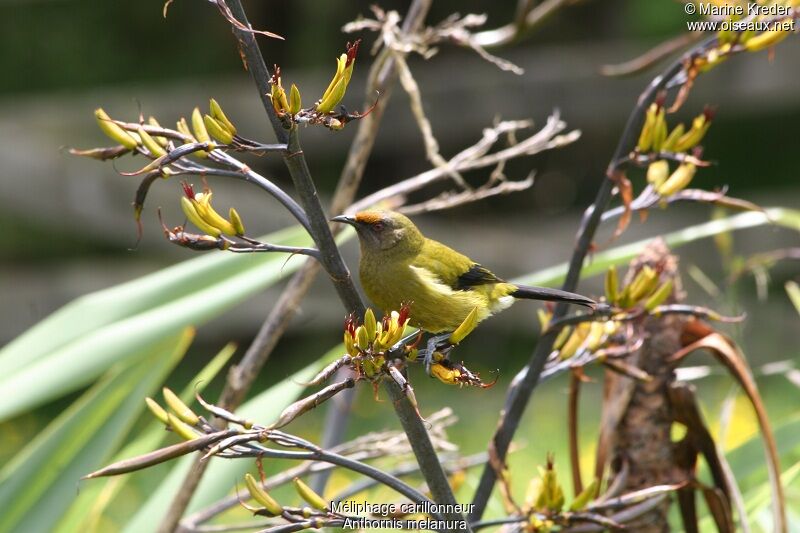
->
xmin=373 ymin=222 xmax=384 ymax=231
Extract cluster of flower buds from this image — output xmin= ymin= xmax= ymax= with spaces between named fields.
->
xmin=344 ymin=306 xmax=412 ymax=357
xmin=721 ymin=2 xmax=798 ymax=54
xmin=605 ymin=264 xmax=673 ymax=311
xmin=268 ymin=40 xmax=363 ymax=130
xmin=180 ymin=182 xmax=245 ymax=238
xmin=343 ymin=305 xmax=413 ymax=377
xmin=92 ymin=98 xmax=240 ymax=164
xmin=522 ymin=455 xmax=599 ymax=528
xmin=636 ymin=102 xmax=714 ymax=197
xmin=242 ymin=473 xmax=331 ymax=521
xmin=547 ymin=315 xmax=621 ymax=361
xmin=176 ymin=99 xmax=239 ymax=156
xmin=690 ymin=5 xmax=797 ymax=75
xmin=268 ymin=67 xmax=302 ymax=117
xmin=145 ymin=388 xmax=206 ymax=441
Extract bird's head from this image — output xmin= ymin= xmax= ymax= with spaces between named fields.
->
xmin=331 ymin=210 xmax=423 ymax=254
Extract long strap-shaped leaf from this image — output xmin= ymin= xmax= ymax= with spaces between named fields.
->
xmin=0 ymin=328 xmax=194 ymax=533
xmin=0 ymin=226 xmax=312 ymax=422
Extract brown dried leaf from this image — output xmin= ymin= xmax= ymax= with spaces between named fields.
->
xmin=670 ymin=332 xmax=786 ymax=533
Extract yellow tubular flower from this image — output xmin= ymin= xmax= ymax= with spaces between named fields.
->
xmin=317 ymin=40 xmax=360 ymax=113
xmin=181 ymin=196 xmax=222 ymax=237
xmin=193 ymin=193 xmax=231 ymax=230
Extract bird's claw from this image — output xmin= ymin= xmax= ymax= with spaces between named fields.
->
xmin=422 ymin=333 xmax=455 ymax=377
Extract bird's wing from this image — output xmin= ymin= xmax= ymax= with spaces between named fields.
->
xmin=413 ymin=238 xmax=504 ymax=291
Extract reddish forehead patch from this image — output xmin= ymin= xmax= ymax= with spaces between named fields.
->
xmin=355 ymin=211 xmax=383 ymax=225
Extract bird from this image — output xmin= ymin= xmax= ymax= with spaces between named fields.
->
xmin=332 ymin=210 xmax=596 ymax=336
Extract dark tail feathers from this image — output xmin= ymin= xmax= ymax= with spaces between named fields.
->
xmin=511 ymin=284 xmax=596 ymax=308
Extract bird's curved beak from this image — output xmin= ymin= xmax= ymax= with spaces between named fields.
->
xmin=330 ymin=214 xmax=357 ymax=226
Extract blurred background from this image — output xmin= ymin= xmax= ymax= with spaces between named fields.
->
xmin=0 ymin=0 xmax=798 ymax=529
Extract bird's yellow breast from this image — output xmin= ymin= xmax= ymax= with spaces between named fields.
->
xmin=360 ymin=256 xmax=515 ymax=333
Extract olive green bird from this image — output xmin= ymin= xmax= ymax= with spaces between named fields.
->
xmin=332 ymin=210 xmax=596 ymax=334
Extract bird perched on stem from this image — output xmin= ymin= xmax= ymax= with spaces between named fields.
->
xmin=332 ymin=210 xmax=597 ymax=337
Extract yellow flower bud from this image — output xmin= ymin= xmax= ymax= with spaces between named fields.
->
xmin=203 ymin=114 xmax=234 ymax=145
xmin=364 ymin=308 xmax=377 ymax=341
xmin=553 ymin=325 xmax=573 ymax=350
xmin=288 ymin=84 xmax=302 ymax=115
xmin=537 ymin=309 xmax=552 ymax=333
xmin=636 ymin=103 xmax=658 ymax=152
xmin=627 ymin=265 xmax=659 ymax=303
xmin=644 ymin=279 xmax=674 ymax=310
xmin=344 ymin=331 xmax=355 ymax=356
xmin=661 ymin=123 xmax=685 ymax=152
xmin=245 ymin=473 xmax=283 ymax=516
xmin=229 ymin=207 xmax=245 ymax=236
xmin=355 ymin=325 xmax=370 ymax=350
xmin=147 ymin=117 xmax=169 ymax=147
xmin=166 ymin=413 xmax=200 ymax=440
xmin=657 ymin=163 xmax=696 ymax=196
xmin=651 ymin=108 xmax=668 ymax=151
xmin=673 ymin=112 xmax=711 ymax=152
xmin=162 ymin=387 xmax=199 ymax=426
xmin=145 ymin=397 xmax=169 ymax=425
xmin=559 ymin=323 xmax=589 ymax=360
xmin=745 ymin=28 xmax=790 ymax=52
xmin=191 ymin=107 xmax=214 ymax=149
xmin=569 ymin=478 xmax=598 ymax=511
xmin=646 ymin=160 xmax=670 ymax=189
xmin=95 ymin=108 xmax=138 ymax=150
xmin=293 ymin=477 xmax=329 ymax=511
xmin=176 ymin=117 xmax=194 ymax=140
xmin=209 ymin=98 xmax=237 ymax=135
xmin=138 ymin=126 xmax=166 ymax=158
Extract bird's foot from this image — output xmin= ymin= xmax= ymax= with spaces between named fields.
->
xmin=422 ymin=333 xmax=455 ymax=377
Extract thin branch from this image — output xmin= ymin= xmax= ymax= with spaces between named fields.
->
xmin=600 ymin=31 xmax=704 ymax=77
xmin=392 ymin=49 xmax=468 ymax=188
xmin=209 ymin=152 xmax=313 ymax=233
xmin=472 ymin=0 xmax=577 ymax=47
xmin=349 ymin=114 xmax=579 ymax=213
xmin=562 ymin=494 xmax=668 ymax=532
xmin=468 ymin=36 xmax=719 ymax=521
